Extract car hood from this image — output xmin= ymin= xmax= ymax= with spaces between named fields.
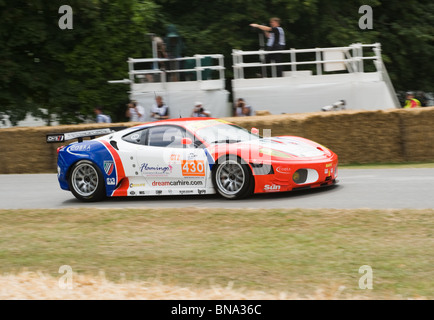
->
xmin=253 ymin=137 xmax=327 ymax=157
xmin=211 ymin=136 xmax=330 ymax=159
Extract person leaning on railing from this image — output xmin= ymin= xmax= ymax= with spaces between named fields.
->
xmin=250 ymin=17 xmax=286 ymax=77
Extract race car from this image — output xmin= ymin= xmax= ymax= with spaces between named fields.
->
xmin=47 ymin=118 xmax=338 ymax=201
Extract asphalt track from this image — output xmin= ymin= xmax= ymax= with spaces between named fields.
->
xmin=1 ymin=168 xmax=433 ymax=210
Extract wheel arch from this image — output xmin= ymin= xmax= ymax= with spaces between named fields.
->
xmin=61 ymin=141 xmax=117 ymax=194
xmin=213 ymin=153 xmax=254 ymax=175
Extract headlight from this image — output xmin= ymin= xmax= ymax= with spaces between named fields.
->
xmin=293 ymin=169 xmax=307 ymax=184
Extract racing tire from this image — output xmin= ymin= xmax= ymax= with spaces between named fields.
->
xmin=212 ymin=155 xmax=254 ymax=199
xmin=68 ymin=160 xmax=106 ymax=202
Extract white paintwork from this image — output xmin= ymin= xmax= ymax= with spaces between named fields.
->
xmin=98 ymin=129 xmax=216 ymax=196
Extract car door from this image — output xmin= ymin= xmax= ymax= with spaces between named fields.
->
xmin=135 ymin=125 xmax=209 ymax=195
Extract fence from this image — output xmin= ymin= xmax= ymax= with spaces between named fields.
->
xmin=232 ymin=43 xmax=383 ymax=79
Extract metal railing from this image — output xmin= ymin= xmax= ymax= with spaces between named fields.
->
xmin=126 ymin=54 xmax=225 ymax=83
xmin=232 ymin=43 xmax=383 ymax=79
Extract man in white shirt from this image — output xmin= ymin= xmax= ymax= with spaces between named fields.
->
xmin=150 ymin=96 xmax=170 ymax=121
xmin=191 ymin=101 xmax=211 ymax=117
xmin=126 ymin=100 xmax=146 ymax=122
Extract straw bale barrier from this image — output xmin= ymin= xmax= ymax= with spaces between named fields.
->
xmin=1 ymin=108 xmax=433 ymax=174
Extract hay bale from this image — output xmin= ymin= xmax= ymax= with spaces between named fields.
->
xmin=1 ymin=108 xmax=434 ymax=174
xmin=254 ymin=110 xmax=272 ymax=116
xmin=0 ymin=122 xmax=134 ymax=174
xmin=397 ymin=107 xmax=434 ymax=162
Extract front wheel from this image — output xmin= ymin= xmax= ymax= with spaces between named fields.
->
xmin=212 ymin=155 xmax=254 ymax=199
xmin=68 ymin=160 xmax=106 ymax=202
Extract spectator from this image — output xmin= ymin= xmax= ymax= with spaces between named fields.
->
xmin=94 ymin=106 xmax=111 ymax=123
xmin=165 ymin=24 xmax=184 ymax=82
xmin=234 ymin=98 xmax=253 ymax=117
xmin=126 ymin=100 xmax=146 ymax=122
xmin=191 ymin=102 xmax=211 ymax=117
xmin=403 ymin=92 xmax=421 ymax=108
xmin=156 ymin=36 xmax=168 ymax=70
xmin=250 ymin=17 xmax=286 ymax=77
xmin=146 ymin=36 xmax=168 ymax=83
xmin=150 ymin=95 xmax=170 ymax=120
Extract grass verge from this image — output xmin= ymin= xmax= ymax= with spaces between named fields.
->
xmin=0 ymin=208 xmax=432 ymax=299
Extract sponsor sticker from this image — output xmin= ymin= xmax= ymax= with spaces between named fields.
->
xmin=104 ymin=161 xmax=114 ymax=175
xmin=47 ymin=135 xmax=65 ymax=142
xmin=187 ymin=152 xmax=198 ymax=160
xmin=264 ymin=184 xmax=281 ymax=192
xmin=276 ymin=166 xmax=291 ymax=174
xmin=66 ymin=144 xmax=92 ymax=156
xmin=140 ymin=163 xmax=173 ymax=176
xmin=170 ymin=154 xmax=181 ymax=162
xmin=182 ymin=160 xmax=205 ymax=177
xmin=106 ymin=178 xmax=116 ymax=185
xmin=151 ymin=180 xmax=203 ymax=187
xmin=130 ymin=133 xmax=140 ymax=141
xmin=129 ymin=183 xmax=146 ymax=188
xmin=68 ymin=144 xmax=91 ymax=152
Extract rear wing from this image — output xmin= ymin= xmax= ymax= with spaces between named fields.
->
xmin=46 ymin=127 xmax=127 ymax=143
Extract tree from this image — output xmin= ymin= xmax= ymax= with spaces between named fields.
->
xmin=62 ymin=0 xmax=158 ymax=123
xmin=375 ymin=0 xmax=434 ymax=91
xmin=154 ymin=0 xmax=433 ymax=92
xmin=0 ymin=0 xmax=158 ymax=125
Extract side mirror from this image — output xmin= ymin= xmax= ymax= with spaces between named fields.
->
xmin=181 ymin=138 xmax=192 ymax=145
xmin=251 ymin=127 xmax=259 ymax=135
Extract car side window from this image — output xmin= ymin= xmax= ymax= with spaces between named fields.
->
xmin=122 ymin=128 xmax=148 ymax=145
xmin=148 ymin=126 xmax=188 ymax=148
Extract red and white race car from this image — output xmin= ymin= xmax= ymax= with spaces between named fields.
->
xmin=48 ymin=118 xmax=338 ymax=201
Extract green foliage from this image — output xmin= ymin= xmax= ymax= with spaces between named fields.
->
xmin=60 ymin=0 xmax=158 ymax=123
xmin=0 ymin=0 xmax=157 ymax=125
xmin=154 ymin=0 xmax=433 ymax=90
xmin=375 ymin=0 xmax=434 ymax=91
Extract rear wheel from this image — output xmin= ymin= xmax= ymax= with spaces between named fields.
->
xmin=69 ymin=160 xmax=105 ymax=202
xmin=212 ymin=155 xmax=254 ymax=199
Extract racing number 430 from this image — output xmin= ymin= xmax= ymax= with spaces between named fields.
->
xmin=182 ymin=160 xmax=205 ymax=177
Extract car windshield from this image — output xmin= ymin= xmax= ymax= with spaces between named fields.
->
xmin=193 ymin=122 xmax=261 ymax=145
